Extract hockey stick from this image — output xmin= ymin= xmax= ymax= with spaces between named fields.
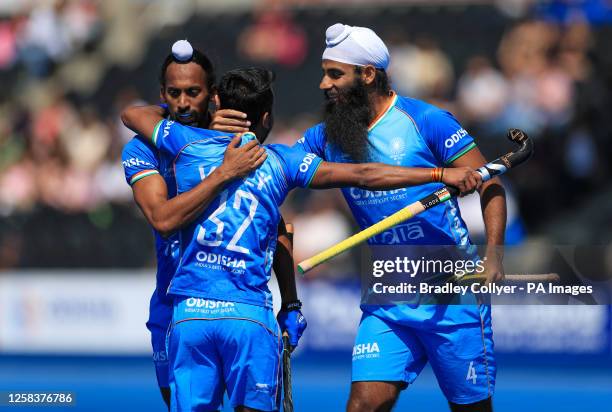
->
xmin=282 ymin=333 xmax=294 ymax=412
xmin=298 ymin=129 xmax=534 ymax=274
xmin=282 ymin=223 xmax=294 ymax=412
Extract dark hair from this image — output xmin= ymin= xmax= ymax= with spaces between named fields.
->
xmin=354 ymin=66 xmax=391 ymax=95
xmin=159 ymin=47 xmax=216 ymax=92
xmin=217 ymin=67 xmax=275 ymax=126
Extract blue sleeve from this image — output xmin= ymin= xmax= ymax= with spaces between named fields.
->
xmin=152 ymin=119 xmax=199 ymax=157
xmin=419 ymin=109 xmax=477 ymax=165
xmin=268 ymin=144 xmax=323 ymax=189
xmin=294 ymin=124 xmax=327 ymax=159
xmin=121 ymin=136 xmax=160 ymax=186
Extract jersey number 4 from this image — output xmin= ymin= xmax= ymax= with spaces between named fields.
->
xmin=196 ymin=189 xmax=259 ymax=255
xmin=466 ymin=361 xmax=477 ymax=384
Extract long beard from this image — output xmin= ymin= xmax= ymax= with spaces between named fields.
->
xmin=323 ymin=80 xmax=372 ymax=162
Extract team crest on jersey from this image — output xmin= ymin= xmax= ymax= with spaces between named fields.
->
xmin=388 ymin=136 xmax=406 ymax=164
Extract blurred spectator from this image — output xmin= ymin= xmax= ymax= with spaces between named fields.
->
xmin=60 ymin=106 xmax=111 ymax=173
xmin=457 ymin=56 xmax=508 ymax=124
xmin=558 ymin=22 xmax=593 ymax=82
xmin=388 ymin=34 xmax=454 ymax=101
xmin=564 ymin=128 xmax=597 ymax=180
xmin=0 ymin=154 xmax=37 ymax=214
xmin=492 ymin=20 xmax=575 ymax=135
xmin=290 ymin=191 xmax=355 ymax=279
xmin=238 ymin=1 xmax=307 ymax=68
xmin=17 ymin=0 xmax=73 ymax=77
xmin=536 ymin=0 xmax=612 ymax=25
xmin=7 ymin=0 xmax=101 ymax=78
xmin=535 ymin=59 xmax=574 ymax=129
xmin=0 ymin=17 xmax=18 ymax=69
xmin=112 ymin=88 xmax=145 ymax=145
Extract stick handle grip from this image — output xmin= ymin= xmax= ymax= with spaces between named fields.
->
xmin=282 ymin=332 xmax=293 ymax=412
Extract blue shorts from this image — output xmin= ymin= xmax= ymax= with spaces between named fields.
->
xmin=353 ymin=305 xmax=495 ymax=404
xmin=146 ymin=289 xmax=173 ymax=389
xmin=168 ymin=297 xmax=282 ymax=412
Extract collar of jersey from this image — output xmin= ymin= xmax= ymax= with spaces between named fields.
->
xmin=368 ymin=91 xmax=397 ymax=132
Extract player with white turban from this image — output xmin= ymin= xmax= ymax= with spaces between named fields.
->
xmin=294 ymin=23 xmax=506 ymax=412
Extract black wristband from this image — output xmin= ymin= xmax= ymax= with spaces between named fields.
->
xmin=281 ymin=300 xmax=302 ymax=311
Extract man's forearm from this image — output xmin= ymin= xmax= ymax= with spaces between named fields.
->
xmin=273 ymin=221 xmax=298 ymax=304
xmin=152 ymin=167 xmax=234 ymax=237
xmin=121 ymin=105 xmax=165 ymax=140
xmin=358 ymin=164 xmax=433 ymax=189
xmin=312 ymin=162 xmax=432 ymax=189
xmin=480 ymin=178 xmax=507 ymax=246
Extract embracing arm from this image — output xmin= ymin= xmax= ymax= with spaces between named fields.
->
xmin=132 ymin=136 xmax=266 ymax=237
xmin=121 ymin=105 xmax=165 ymax=141
xmin=309 ymin=162 xmax=481 ymax=194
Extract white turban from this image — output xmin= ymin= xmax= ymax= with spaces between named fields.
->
xmin=322 ymin=23 xmax=390 ymax=70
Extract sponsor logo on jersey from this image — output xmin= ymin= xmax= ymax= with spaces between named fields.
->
xmin=185 ymin=298 xmax=236 ymax=309
xmin=162 ymin=120 xmax=174 ymax=139
xmin=255 ymin=383 xmax=272 ymax=393
xmin=195 ymin=251 xmax=247 ymax=270
xmin=445 ymin=128 xmax=468 ymax=148
xmin=122 ymin=157 xmax=151 ymax=168
xmin=299 ymin=153 xmax=317 ymax=173
xmin=349 ymin=187 xmax=408 ymax=201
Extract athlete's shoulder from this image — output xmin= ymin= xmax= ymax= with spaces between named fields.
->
xmin=121 ymin=135 xmax=160 ymax=185
xmin=396 ymin=95 xmax=475 ymax=164
xmin=305 ymin=122 xmax=325 ymax=135
xmin=394 ymin=95 xmax=445 ymax=124
xmin=121 ymin=135 xmax=159 ymax=165
xmin=264 ymin=143 xmax=322 ymax=188
xmin=189 ymin=126 xmax=230 ymax=138
xmin=266 ymin=143 xmax=315 ymax=159
xmin=155 ymin=119 xmax=234 ymax=155
xmin=122 ymin=134 xmax=155 ymax=154
xmin=395 ymin=94 xmax=466 ymax=134
xmin=265 ymin=143 xmax=294 ymax=156
xmin=170 ymin=122 xmax=230 ymax=140
xmin=296 ymin=122 xmax=326 ymax=157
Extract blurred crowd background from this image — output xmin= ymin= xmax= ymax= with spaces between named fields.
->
xmin=0 ymin=0 xmax=611 ymax=271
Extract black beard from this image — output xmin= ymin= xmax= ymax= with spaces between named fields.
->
xmin=323 ymin=79 xmax=372 ymax=162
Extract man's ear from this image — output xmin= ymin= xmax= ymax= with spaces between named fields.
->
xmin=159 ymin=87 xmax=166 ymax=103
xmin=362 ymin=65 xmax=377 ymax=87
xmin=262 ymin=112 xmax=272 ymax=129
